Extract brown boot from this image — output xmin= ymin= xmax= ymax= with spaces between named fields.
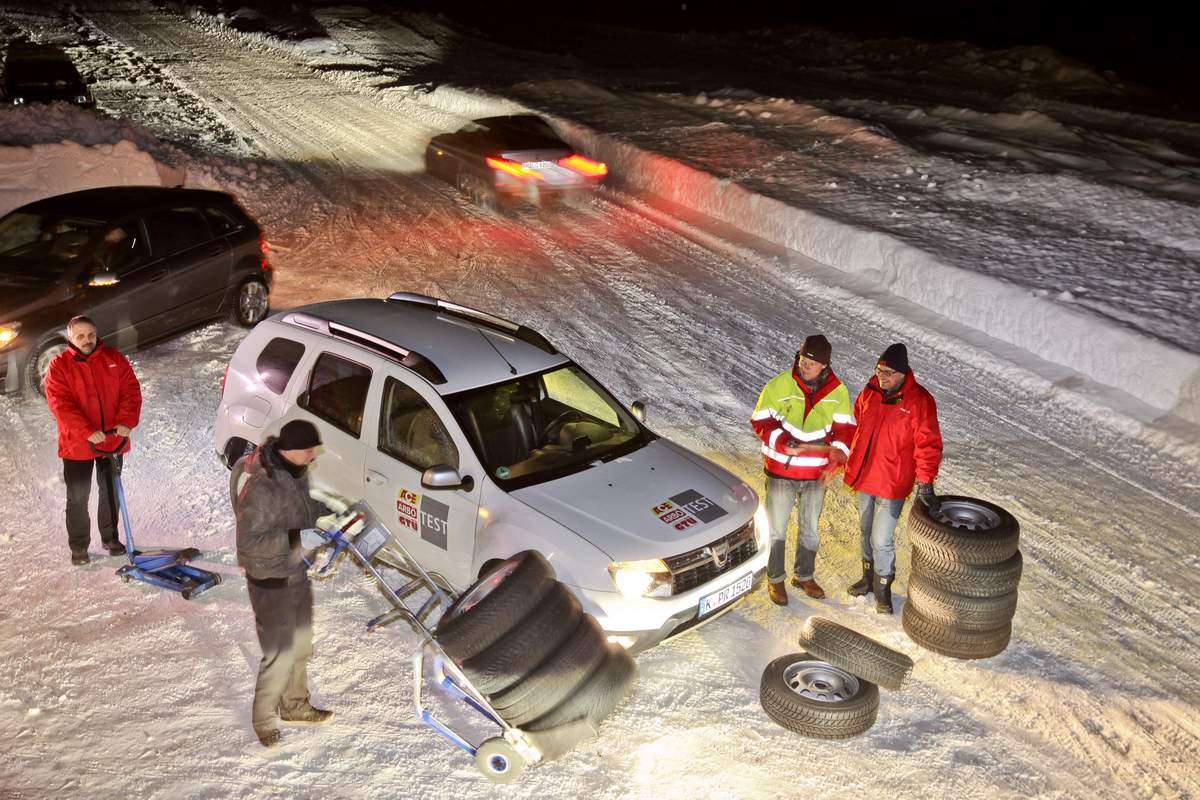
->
xmin=790 ymin=576 xmax=826 ymax=599
xmin=767 ymin=579 xmax=788 ymax=606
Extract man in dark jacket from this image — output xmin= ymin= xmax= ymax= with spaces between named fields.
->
xmin=235 ymin=419 xmax=338 ymax=748
xmin=843 ymin=343 xmax=943 ymax=614
xmin=44 ymin=315 xmax=142 ymax=565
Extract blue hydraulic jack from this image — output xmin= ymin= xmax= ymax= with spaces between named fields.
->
xmin=94 ymin=434 xmax=221 ymax=600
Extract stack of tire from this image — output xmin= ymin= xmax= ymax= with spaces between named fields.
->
xmin=760 ymin=617 xmax=913 ymax=738
xmin=902 ymin=495 xmax=1022 ymax=660
xmin=435 ymin=551 xmax=637 ymax=778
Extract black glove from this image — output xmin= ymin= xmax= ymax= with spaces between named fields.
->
xmin=917 ymin=483 xmax=940 ymax=515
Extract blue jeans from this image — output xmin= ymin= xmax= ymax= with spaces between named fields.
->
xmin=765 ymin=475 xmax=827 ymax=582
xmin=857 ymin=492 xmax=905 ymax=577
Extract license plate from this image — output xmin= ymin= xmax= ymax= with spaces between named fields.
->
xmin=698 ymin=572 xmax=754 ymax=617
xmin=522 ymin=160 xmax=555 ymax=170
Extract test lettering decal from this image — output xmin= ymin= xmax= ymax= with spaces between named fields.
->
xmin=651 ymin=490 xmax=728 ymax=531
xmin=396 ymin=489 xmax=450 ymax=550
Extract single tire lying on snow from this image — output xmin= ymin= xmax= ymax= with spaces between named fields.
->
xmin=759 ymin=652 xmax=879 ymax=739
xmin=436 ymin=550 xmax=556 ymax=663
xmin=912 ymin=547 xmax=1023 ymax=598
xmin=797 ymin=616 xmax=914 ymax=691
xmin=901 ymin=602 xmax=1011 ymax=660
xmin=907 ymin=577 xmax=1018 ymax=631
xmin=909 ymin=496 xmax=1020 ymax=567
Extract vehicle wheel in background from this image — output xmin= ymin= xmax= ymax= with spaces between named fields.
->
xmin=909 ymin=496 xmax=1020 ymax=567
xmin=460 ymin=582 xmax=584 ymax=695
xmin=27 ymin=337 xmax=68 ymax=397
xmin=912 ymin=548 xmax=1023 ymax=598
xmin=229 ymin=277 xmax=270 ymax=327
xmin=907 ymin=578 xmax=1019 ymax=631
xmin=457 ymin=170 xmax=497 ymax=211
xmin=797 ymin=616 xmax=914 ymax=691
xmin=902 ymin=602 xmax=1012 ymax=660
xmin=759 ymin=652 xmax=879 ymax=739
xmin=435 ymin=550 xmax=556 ymax=663
xmin=228 ymin=452 xmax=255 ymax=511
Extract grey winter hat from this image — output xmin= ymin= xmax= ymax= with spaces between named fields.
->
xmin=277 ymin=419 xmax=322 ymax=450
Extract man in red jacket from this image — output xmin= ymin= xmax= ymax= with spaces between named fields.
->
xmin=44 ymin=316 xmax=142 ymax=565
xmin=843 ymin=343 xmax=942 ymax=614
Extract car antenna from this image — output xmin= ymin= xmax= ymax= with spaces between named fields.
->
xmin=477 ymin=327 xmax=518 ymax=375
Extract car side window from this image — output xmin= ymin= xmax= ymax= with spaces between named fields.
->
xmin=203 ymin=206 xmax=241 ymax=235
xmin=98 ymin=223 xmax=149 ymax=276
xmin=299 ymin=352 xmax=371 ymax=438
xmin=142 ymin=207 xmax=213 ymax=257
xmin=255 ymin=337 xmax=305 ymax=395
xmin=378 ymin=377 xmax=459 ymax=471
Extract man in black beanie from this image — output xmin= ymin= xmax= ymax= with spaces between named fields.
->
xmin=842 ymin=343 xmax=943 ymax=614
xmin=234 ymin=419 xmax=340 ymax=747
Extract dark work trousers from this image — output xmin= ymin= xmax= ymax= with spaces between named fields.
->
xmin=63 ymin=456 xmax=122 ymax=554
xmin=247 ymin=574 xmax=314 ymax=732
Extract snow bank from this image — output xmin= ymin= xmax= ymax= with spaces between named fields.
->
xmin=552 ymin=118 xmax=1200 ymax=426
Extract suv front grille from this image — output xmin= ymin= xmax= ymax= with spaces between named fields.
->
xmin=664 ymin=521 xmax=757 ymax=595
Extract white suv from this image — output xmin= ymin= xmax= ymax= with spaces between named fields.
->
xmin=216 ymin=293 xmax=767 ymax=652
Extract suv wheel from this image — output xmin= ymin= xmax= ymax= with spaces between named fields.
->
xmin=27 ymin=338 xmax=68 ymax=398
xmin=230 ymin=278 xmax=270 ymax=327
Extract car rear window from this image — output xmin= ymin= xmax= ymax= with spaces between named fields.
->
xmin=255 ymin=337 xmax=305 ymax=395
xmin=142 ymin=207 xmax=212 ymax=257
xmin=300 ymin=352 xmax=372 ymax=438
xmin=203 ymin=206 xmax=242 ymax=235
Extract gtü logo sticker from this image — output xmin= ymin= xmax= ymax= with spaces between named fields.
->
xmin=397 ymin=488 xmax=450 ymax=549
xmin=651 ymin=490 xmax=728 ymax=532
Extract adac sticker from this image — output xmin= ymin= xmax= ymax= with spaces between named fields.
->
xmin=651 ymin=489 xmax=727 ymax=532
xmin=396 ymin=488 xmax=450 ymax=549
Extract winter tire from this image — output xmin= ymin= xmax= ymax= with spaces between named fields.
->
xmin=902 ymin=602 xmax=1011 ymax=660
xmin=489 ymin=615 xmax=609 ymax=727
xmin=907 ymin=577 xmax=1018 ymax=631
xmin=797 ymin=616 xmax=914 ymax=691
xmin=457 ymin=170 xmax=498 ymax=211
xmin=912 ymin=548 xmax=1022 ymax=598
xmin=461 ymin=582 xmax=584 ymax=695
xmin=525 ymin=642 xmax=637 ymax=732
xmin=909 ymin=496 xmax=1019 ymax=567
xmin=230 ymin=278 xmax=270 ymax=327
xmin=27 ymin=338 xmax=68 ymax=397
xmin=436 ymin=550 xmax=556 ymax=663
xmin=474 ymin=737 xmax=525 ymax=784
xmin=759 ymin=652 xmax=879 ymax=739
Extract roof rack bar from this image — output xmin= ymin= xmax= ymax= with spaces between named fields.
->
xmin=281 ymin=312 xmax=446 ymax=385
xmin=386 ymin=291 xmax=557 ymax=355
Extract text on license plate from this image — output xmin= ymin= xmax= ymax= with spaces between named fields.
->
xmin=522 ymin=160 xmax=555 ymax=170
xmin=698 ymin=572 xmax=754 ymax=617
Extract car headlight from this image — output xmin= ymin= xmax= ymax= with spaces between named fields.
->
xmin=608 ymin=558 xmax=672 ymax=598
xmin=0 ymin=322 xmax=21 ymax=351
xmin=754 ymin=503 xmax=770 ymax=552
xmin=12 ymin=96 xmax=25 ymax=106
xmin=75 ymin=95 xmax=90 ymax=104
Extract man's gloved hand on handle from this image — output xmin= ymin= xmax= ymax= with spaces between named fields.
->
xmin=917 ymin=482 xmax=940 ymax=515
xmin=309 ymin=487 xmax=351 ymax=515
xmin=315 ymin=509 xmax=366 ymax=537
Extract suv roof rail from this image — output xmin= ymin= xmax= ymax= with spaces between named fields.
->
xmin=281 ymin=311 xmax=446 ymax=385
xmin=387 ymin=291 xmax=558 ymax=355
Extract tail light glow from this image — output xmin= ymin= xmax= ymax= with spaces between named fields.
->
xmin=486 ymin=157 xmax=544 ymax=180
xmin=559 ymin=154 xmax=608 ymax=177
xmin=221 ymin=364 xmax=230 ymax=395
xmin=259 ymin=236 xmax=270 ymax=268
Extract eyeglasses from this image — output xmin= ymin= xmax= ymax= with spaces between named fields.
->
xmin=874 ymin=366 xmax=899 ymax=378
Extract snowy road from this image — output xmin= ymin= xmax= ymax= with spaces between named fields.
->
xmin=1 ymin=5 xmax=1199 ymax=799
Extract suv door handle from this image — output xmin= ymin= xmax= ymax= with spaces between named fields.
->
xmin=366 ymin=469 xmax=388 ymax=485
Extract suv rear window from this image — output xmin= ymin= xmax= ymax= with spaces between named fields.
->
xmin=142 ymin=207 xmax=212 ymax=257
xmin=203 ymin=206 xmax=242 ymax=235
xmin=256 ymin=337 xmax=305 ymax=395
xmin=300 ymin=352 xmax=371 ymax=437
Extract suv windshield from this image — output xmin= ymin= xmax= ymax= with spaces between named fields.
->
xmin=0 ymin=212 xmax=103 ymax=277
xmin=446 ymin=363 xmax=653 ymax=490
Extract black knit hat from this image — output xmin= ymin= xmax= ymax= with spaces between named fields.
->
xmin=277 ymin=419 xmax=322 ymax=450
xmin=878 ymin=343 xmax=909 ymax=374
xmin=799 ymin=334 xmax=832 ymax=365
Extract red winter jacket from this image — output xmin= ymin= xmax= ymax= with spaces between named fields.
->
xmin=45 ymin=342 xmax=142 ymax=460
xmin=843 ymin=371 xmax=942 ymax=500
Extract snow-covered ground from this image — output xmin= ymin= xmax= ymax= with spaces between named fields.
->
xmin=1 ymin=4 xmax=1198 ymax=799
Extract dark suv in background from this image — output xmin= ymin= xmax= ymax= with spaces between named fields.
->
xmin=2 ymin=43 xmax=94 ymax=108
xmin=0 ymin=186 xmax=273 ymax=395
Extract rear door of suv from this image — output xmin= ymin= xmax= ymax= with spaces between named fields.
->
xmin=141 ymin=205 xmax=231 ymax=331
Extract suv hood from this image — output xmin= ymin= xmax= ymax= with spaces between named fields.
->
xmin=512 ymin=439 xmax=757 ymax=562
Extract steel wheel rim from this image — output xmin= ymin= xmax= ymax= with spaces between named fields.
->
xmin=36 ymin=343 xmax=68 ymax=386
xmin=935 ymin=500 xmax=1002 ymax=531
xmin=444 ymin=558 xmax=520 ymax=621
xmin=782 ymin=660 xmax=860 ymax=702
xmin=239 ymin=281 xmax=269 ymax=323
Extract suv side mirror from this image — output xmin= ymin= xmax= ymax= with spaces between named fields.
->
xmin=88 ymin=270 xmax=119 ymax=287
xmin=630 ymin=400 xmax=647 ymax=424
xmin=422 ymin=465 xmax=474 ymax=492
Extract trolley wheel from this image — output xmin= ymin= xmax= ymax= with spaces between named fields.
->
xmin=475 ymin=737 xmax=525 ymax=784
xmin=181 ymin=589 xmax=193 ymax=600
xmin=120 ymin=574 xmax=132 ymax=583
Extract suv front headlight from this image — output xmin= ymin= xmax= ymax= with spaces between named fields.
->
xmin=0 ymin=322 xmax=21 ymax=351
xmin=608 ymin=558 xmax=672 ymax=598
